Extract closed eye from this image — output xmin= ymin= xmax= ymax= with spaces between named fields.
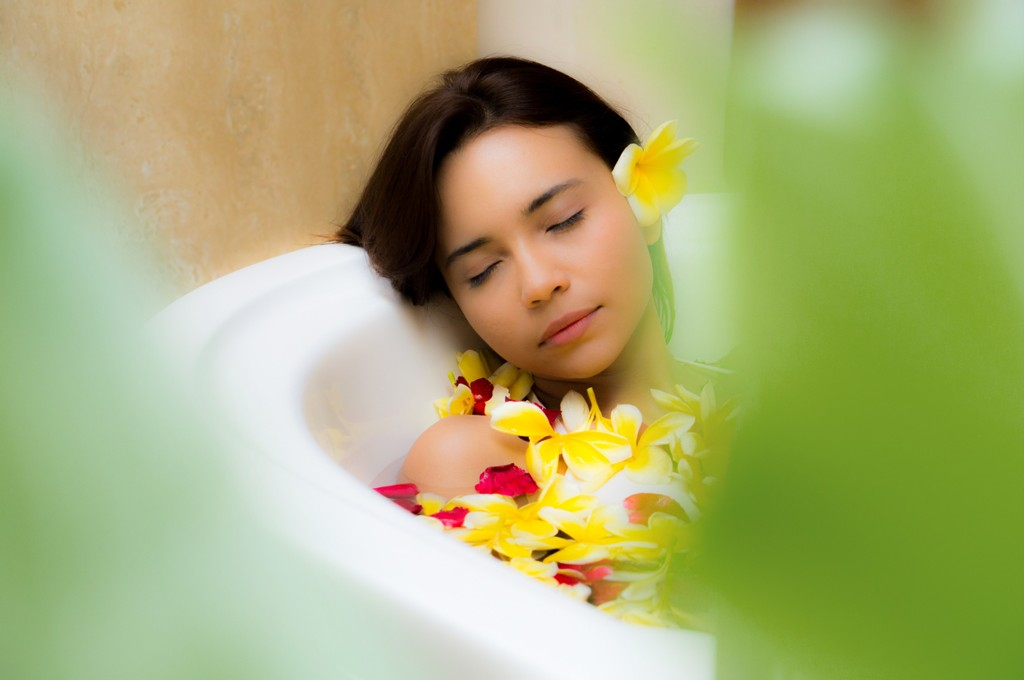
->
xmin=547 ymin=209 xmax=584 ymax=233
xmin=468 ymin=261 xmax=500 ymax=288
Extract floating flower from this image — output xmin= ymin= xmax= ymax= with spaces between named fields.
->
xmin=373 ymin=482 xmax=422 ymax=514
xmin=474 ymin=463 xmax=538 ymax=496
xmin=490 ymin=396 xmax=632 ymax=490
xmin=612 ymin=120 xmax=697 ymax=230
xmin=487 ymin=391 xmax=630 ymax=491
xmin=455 ymin=494 xmax=569 ymax=559
xmin=609 ymin=404 xmax=695 ymax=484
xmin=539 ymin=503 xmax=659 ymax=565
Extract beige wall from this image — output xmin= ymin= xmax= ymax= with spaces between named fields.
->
xmin=1 ymin=1 xmax=476 ymax=300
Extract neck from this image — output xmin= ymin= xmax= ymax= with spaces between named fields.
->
xmin=531 ymin=302 xmax=675 ymax=414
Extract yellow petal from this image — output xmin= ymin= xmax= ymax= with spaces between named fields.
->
xmin=489 ymin=400 xmax=555 ymax=439
xmin=544 ymin=542 xmax=611 ymax=565
xmin=624 ymin=445 xmax=673 ymax=484
xmin=575 ymin=431 xmax=633 ymax=465
xmin=559 ymin=390 xmax=590 ymax=431
xmin=482 ymin=384 xmax=509 ymax=415
xmin=642 ymin=120 xmax=678 ymax=157
xmin=457 ymin=493 xmax=518 ymax=513
xmin=434 ymin=382 xmax=474 ymax=418
xmin=456 ymin=350 xmax=488 ymax=383
xmin=510 ymin=518 xmax=558 ymax=539
xmin=537 ymin=506 xmax=587 ymax=535
xmin=489 ymin=361 xmax=519 ymax=387
xmin=651 ymin=388 xmax=688 ymax=412
xmin=560 ymin=439 xmax=613 ymax=483
xmin=509 ymin=556 xmax=558 ymax=580
xmin=610 ymin=403 xmax=643 ymax=444
xmin=508 ymin=370 xmax=534 ymax=400
xmin=416 ymin=492 xmax=448 ymax=515
xmin=526 ymin=440 xmax=560 ymax=485
xmin=627 ymin=189 xmax=661 ymax=228
xmin=612 ymin=143 xmax=642 ymax=195
xmin=640 ymin=412 xmax=696 ymax=447
xmin=648 ymin=137 xmax=698 ymax=168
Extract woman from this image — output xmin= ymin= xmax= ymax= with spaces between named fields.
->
xmin=338 ymin=57 xmax=728 ymax=625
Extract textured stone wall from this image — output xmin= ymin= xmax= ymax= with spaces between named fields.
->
xmin=1 ymin=1 xmax=476 ymax=299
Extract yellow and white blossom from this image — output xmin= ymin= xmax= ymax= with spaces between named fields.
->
xmin=490 ymin=395 xmax=632 ymax=490
xmin=612 ymin=120 xmax=697 ymax=230
xmin=455 ymin=493 xmax=569 ymax=559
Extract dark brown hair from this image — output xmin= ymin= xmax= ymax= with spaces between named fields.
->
xmin=336 ymin=56 xmax=675 ymax=339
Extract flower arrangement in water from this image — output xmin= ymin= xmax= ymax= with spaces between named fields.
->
xmin=375 ymin=350 xmax=736 ymax=628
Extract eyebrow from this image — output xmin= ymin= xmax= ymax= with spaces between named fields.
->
xmin=524 ymin=180 xmax=581 ymax=216
xmin=443 ymin=179 xmax=583 ymax=270
xmin=444 ymin=236 xmax=491 ymax=270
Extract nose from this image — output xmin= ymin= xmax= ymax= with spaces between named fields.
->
xmin=518 ymin=245 xmax=569 ymax=307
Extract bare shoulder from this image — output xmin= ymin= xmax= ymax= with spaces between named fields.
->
xmin=401 ymin=415 xmax=528 ymax=497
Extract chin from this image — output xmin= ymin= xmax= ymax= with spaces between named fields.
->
xmin=531 ymin=343 xmax=622 ymax=383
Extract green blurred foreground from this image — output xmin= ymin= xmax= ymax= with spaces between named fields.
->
xmin=701 ymin=2 xmax=1023 ymax=679
xmin=0 ymin=93 xmax=422 ymax=679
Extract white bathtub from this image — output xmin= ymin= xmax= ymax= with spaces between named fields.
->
xmin=152 ymin=194 xmax=730 ymax=679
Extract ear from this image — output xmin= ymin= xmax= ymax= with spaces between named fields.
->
xmin=642 ymin=219 xmax=662 ymax=246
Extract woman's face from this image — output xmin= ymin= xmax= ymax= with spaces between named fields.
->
xmin=435 ymin=124 xmax=656 ymax=381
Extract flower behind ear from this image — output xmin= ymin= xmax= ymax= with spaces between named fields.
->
xmin=612 ymin=120 xmax=697 ymax=229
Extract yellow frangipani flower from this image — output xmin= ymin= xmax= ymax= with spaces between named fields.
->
xmin=489 ymin=397 xmax=632 ymax=490
xmin=609 ymin=404 xmax=696 ymax=485
xmin=539 ymin=504 xmax=659 ymax=565
xmin=612 ymin=120 xmax=697 ymax=229
xmin=455 ymin=493 xmax=569 ymax=559
xmin=533 ymin=472 xmax=598 ymax=516
xmin=433 ymin=381 xmax=474 ymax=418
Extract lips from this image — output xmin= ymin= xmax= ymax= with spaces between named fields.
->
xmin=540 ymin=307 xmax=600 ymax=347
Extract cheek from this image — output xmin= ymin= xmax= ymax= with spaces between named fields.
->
xmin=591 ymin=218 xmax=654 ymax=297
xmin=453 ymin=294 xmax=519 ymax=352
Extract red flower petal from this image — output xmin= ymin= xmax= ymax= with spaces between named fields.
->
xmin=469 ymin=378 xmax=494 ymax=415
xmin=541 ymin=406 xmax=560 ymax=427
xmin=559 ymin=561 xmax=612 ymax=583
xmin=474 ymin=463 xmax=539 ymax=496
xmin=392 ymin=499 xmax=423 ymax=515
xmin=555 ymin=573 xmax=582 ymax=586
xmin=583 ymin=564 xmax=614 ymax=581
xmin=430 ymin=506 xmax=469 ymax=528
xmin=455 ymin=376 xmax=469 ymax=388
xmin=622 ymin=493 xmax=688 ymax=524
xmin=374 ymin=483 xmax=419 ymax=499
xmin=469 ymin=378 xmax=494 ymax=401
